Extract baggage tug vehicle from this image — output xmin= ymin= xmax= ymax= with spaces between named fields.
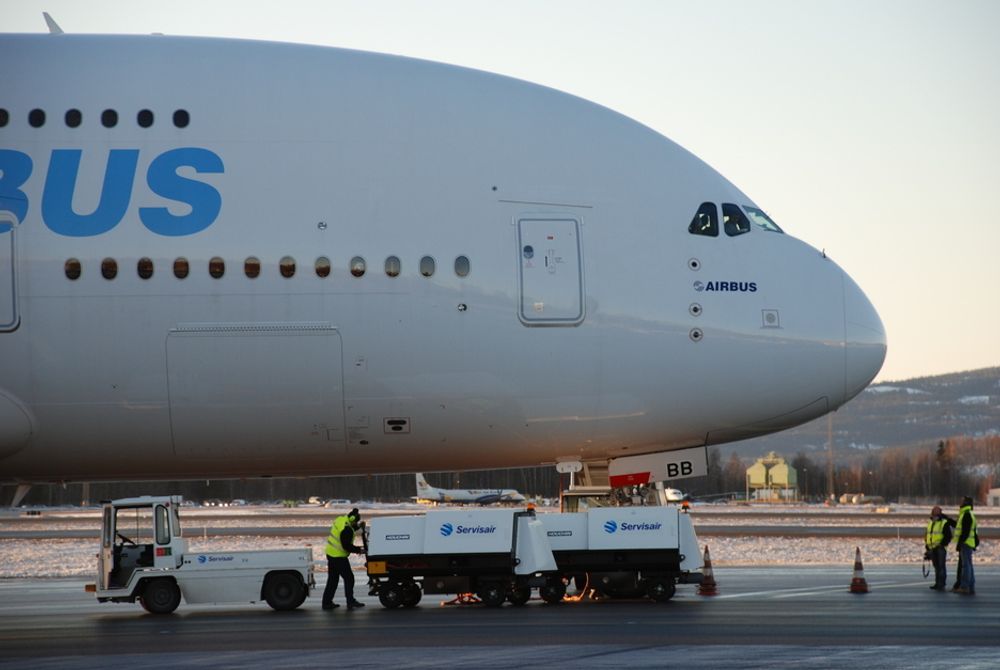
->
xmin=86 ymin=496 xmax=314 ymax=614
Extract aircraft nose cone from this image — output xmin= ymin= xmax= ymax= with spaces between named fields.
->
xmin=843 ymin=271 xmax=887 ymax=402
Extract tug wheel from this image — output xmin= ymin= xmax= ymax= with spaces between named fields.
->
xmin=139 ymin=578 xmax=181 ymax=615
xmin=264 ymin=572 xmax=307 ymax=611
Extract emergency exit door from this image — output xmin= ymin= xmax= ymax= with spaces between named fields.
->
xmin=517 ymin=217 xmax=584 ymax=326
xmin=0 ymin=212 xmax=17 ymax=332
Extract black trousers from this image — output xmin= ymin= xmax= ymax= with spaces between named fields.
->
xmin=322 ymin=556 xmax=355 ymax=605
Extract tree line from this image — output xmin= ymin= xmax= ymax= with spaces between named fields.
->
xmin=681 ymin=435 xmax=1000 ymax=505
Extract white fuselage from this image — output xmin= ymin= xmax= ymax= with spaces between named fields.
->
xmin=0 ymin=34 xmax=886 ymax=484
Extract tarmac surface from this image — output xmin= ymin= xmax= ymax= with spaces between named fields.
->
xmin=1 ymin=566 xmax=997 ymax=669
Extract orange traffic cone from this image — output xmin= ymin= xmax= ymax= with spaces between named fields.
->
xmin=849 ymin=546 xmax=869 ymax=593
xmin=698 ymin=545 xmax=718 ymax=596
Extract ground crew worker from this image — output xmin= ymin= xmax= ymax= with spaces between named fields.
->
xmin=322 ymin=508 xmax=366 ymax=610
xmin=953 ymin=496 xmax=979 ymax=595
xmin=924 ymin=505 xmax=954 ymax=590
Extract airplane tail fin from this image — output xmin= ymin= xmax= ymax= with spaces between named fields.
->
xmin=43 ymin=12 xmax=65 ymax=34
xmin=415 ymin=473 xmax=433 ymax=495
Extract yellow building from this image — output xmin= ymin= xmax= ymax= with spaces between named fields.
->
xmin=745 ymin=452 xmax=798 ymax=501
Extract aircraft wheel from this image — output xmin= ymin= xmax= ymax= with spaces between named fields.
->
xmin=646 ymin=579 xmax=676 ymax=603
xmin=378 ymin=583 xmax=404 ymax=609
xmin=140 ymin=578 xmax=181 ymax=615
xmin=539 ymin=580 xmax=566 ymax=604
xmin=401 ymin=581 xmax=422 ymax=608
xmin=478 ymin=583 xmax=506 ymax=608
xmin=264 ymin=572 xmax=307 ymax=611
xmin=507 ymin=585 xmax=531 ymax=606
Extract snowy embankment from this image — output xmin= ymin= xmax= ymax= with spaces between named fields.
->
xmin=0 ymin=503 xmax=994 ymax=578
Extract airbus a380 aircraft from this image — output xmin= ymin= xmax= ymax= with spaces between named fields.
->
xmin=0 ymin=30 xmax=886 ymax=497
xmin=414 ymin=474 xmax=525 ymax=505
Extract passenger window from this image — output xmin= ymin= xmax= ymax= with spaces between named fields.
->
xmin=385 ymin=256 xmax=401 ymax=277
xmin=209 ymin=257 xmax=225 ymax=279
xmin=280 ymin=256 xmax=296 ymax=278
xmin=65 ymin=258 xmax=81 ymax=280
xmin=244 ymin=257 xmax=261 ymax=279
xmin=173 ymin=258 xmax=190 ymax=279
xmin=315 ymin=257 xmax=331 ymax=278
xmin=137 ymin=257 xmax=154 ymax=280
xmin=420 ymin=256 xmax=435 ymax=277
xmin=743 ymin=205 xmax=784 ymax=233
xmin=101 ymin=109 xmax=118 ymax=128
xmin=722 ymin=203 xmax=751 ymax=237
xmin=101 ymin=258 xmax=118 ymax=280
xmin=688 ymin=203 xmax=718 ymax=237
xmin=454 ymin=255 xmax=470 ymax=277
xmin=350 ymin=256 xmax=366 ymax=278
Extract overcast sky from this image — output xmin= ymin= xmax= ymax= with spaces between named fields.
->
xmin=5 ymin=0 xmax=999 ymax=382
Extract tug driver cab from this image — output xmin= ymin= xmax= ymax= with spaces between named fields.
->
xmin=99 ymin=496 xmax=186 ymax=591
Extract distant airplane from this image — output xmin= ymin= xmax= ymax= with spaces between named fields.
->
xmin=0 ymin=25 xmax=885 ymax=505
xmin=414 ymin=474 xmax=525 ymax=505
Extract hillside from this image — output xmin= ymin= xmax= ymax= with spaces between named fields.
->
xmin=720 ymin=367 xmax=1000 ymax=462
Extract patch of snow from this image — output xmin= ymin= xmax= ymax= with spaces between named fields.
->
xmin=867 ymin=386 xmax=930 ymax=395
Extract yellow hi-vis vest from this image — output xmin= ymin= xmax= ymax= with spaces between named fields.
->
xmin=325 ymin=515 xmax=351 ymax=558
xmin=925 ymin=518 xmax=946 ymax=548
xmin=956 ymin=506 xmax=978 ymax=549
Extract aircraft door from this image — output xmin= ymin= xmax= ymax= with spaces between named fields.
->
xmin=0 ymin=211 xmax=17 ymax=331
xmin=517 ymin=217 xmax=584 ymax=326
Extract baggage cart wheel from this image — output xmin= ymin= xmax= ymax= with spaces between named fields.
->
xmin=378 ymin=582 xmax=404 ymax=609
xmin=539 ymin=579 xmax=566 ymax=604
xmin=507 ymin=585 xmax=531 ymax=607
xmin=401 ymin=580 xmax=422 ymax=608
xmin=478 ymin=583 xmax=506 ymax=608
xmin=139 ymin=578 xmax=181 ymax=615
xmin=646 ymin=579 xmax=676 ymax=603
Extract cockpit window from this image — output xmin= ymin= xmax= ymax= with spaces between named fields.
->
xmin=688 ymin=202 xmax=718 ymax=237
xmin=722 ymin=203 xmax=751 ymax=237
xmin=743 ymin=205 xmax=784 ymax=233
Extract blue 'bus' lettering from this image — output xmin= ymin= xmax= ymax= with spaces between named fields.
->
xmin=0 ymin=150 xmax=33 ymax=229
xmin=42 ymin=149 xmax=139 ymax=237
xmin=0 ymin=147 xmax=224 ymax=237
xmin=140 ymin=147 xmax=224 ymax=236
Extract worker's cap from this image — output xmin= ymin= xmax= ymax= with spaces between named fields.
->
xmin=348 ymin=508 xmax=361 ymax=520
xmin=961 ymin=496 xmax=973 ymax=506
xmin=931 ymin=505 xmax=941 ymax=515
